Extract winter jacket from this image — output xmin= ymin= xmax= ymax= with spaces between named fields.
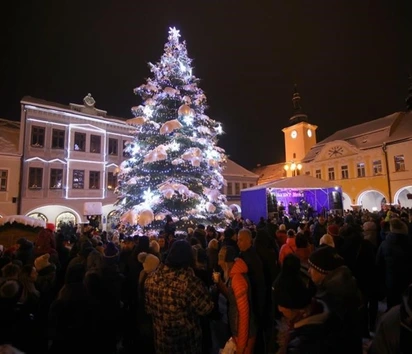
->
xmin=145 ymin=263 xmax=214 ymax=354
xmin=227 ymin=258 xmax=257 ymax=350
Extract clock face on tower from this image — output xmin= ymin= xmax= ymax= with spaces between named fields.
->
xmin=328 ymin=146 xmax=343 ymax=157
xmin=291 ymin=130 xmax=297 ymax=139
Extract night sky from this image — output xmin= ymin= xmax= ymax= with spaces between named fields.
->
xmin=2 ymin=0 xmax=411 ymax=169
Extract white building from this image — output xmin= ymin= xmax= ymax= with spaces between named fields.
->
xmin=0 ymin=94 xmax=259 ymax=229
xmin=19 ymin=94 xmax=133 ymax=229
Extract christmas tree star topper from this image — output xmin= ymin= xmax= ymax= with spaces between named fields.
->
xmin=168 ymin=27 xmax=181 ymax=40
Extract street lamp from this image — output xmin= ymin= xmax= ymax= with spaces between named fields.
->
xmin=284 ymin=161 xmax=302 ymax=176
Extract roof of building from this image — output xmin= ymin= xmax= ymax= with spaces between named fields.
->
xmin=252 ymin=162 xmax=285 ymax=184
xmin=303 ymin=110 xmax=412 ymax=162
xmin=223 ymin=159 xmax=259 ymax=178
xmin=242 ymin=174 xmax=340 ymax=192
xmin=21 ymin=95 xmax=128 ymax=122
xmin=0 ymin=118 xmax=20 ymax=155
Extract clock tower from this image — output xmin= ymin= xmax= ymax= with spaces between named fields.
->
xmin=282 ymin=85 xmax=317 ymax=176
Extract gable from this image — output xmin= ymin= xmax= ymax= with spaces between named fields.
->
xmin=313 ymin=140 xmax=360 ymax=162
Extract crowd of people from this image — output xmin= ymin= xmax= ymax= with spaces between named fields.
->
xmin=0 ymin=205 xmax=412 ymax=354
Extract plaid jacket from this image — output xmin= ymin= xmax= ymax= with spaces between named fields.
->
xmin=145 ymin=263 xmax=214 ymax=354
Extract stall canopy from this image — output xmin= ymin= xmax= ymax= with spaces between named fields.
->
xmin=240 ymin=175 xmax=342 ymax=223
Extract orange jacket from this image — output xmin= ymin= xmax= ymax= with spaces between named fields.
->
xmin=229 ymin=257 xmax=250 ymax=350
xmin=278 ymin=237 xmax=297 ymax=265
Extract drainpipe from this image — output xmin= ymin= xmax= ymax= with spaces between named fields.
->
xmin=17 ymin=107 xmax=27 ymax=215
xmin=382 ymin=142 xmax=392 ymax=204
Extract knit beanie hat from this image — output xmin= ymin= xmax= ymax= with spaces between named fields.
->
xmin=104 ymin=242 xmax=119 ymax=260
xmin=165 ymin=240 xmax=193 ymax=268
xmin=327 ymin=224 xmax=339 ymax=237
xmin=319 ymin=234 xmax=335 ymax=248
xmin=138 ymin=252 xmax=160 ymax=273
xmin=273 ymin=254 xmax=314 ymax=309
xmin=34 ymin=253 xmax=51 ymax=271
xmin=308 ymin=246 xmax=344 ymax=275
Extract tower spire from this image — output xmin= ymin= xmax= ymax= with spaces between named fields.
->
xmin=289 ymin=84 xmax=308 ymax=125
xmin=292 ymin=84 xmax=303 ymax=114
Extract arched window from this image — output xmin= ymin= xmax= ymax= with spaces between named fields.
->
xmin=56 ymin=212 xmax=76 ymax=229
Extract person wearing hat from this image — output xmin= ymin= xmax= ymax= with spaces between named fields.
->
xmin=215 ymin=245 xmax=257 ymax=354
xmin=144 ymin=240 xmax=214 ymax=354
xmin=275 ymin=224 xmax=288 ymax=248
xmin=326 ymin=223 xmax=344 ymax=251
xmin=308 ymin=246 xmax=363 ymax=353
xmin=312 ymin=216 xmax=327 ymax=247
xmin=319 ymin=233 xmax=335 ymax=248
xmin=376 ymin=217 xmax=412 ymax=310
xmin=270 ymin=254 xmax=341 ymax=353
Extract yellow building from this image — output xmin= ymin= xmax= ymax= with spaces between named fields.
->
xmin=301 ymin=111 xmax=412 ymax=210
xmin=255 ymin=85 xmax=412 ymax=211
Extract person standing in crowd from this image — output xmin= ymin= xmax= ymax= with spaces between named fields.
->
xmin=144 ymin=240 xmax=214 ymax=354
xmin=376 ymin=217 xmax=412 ymax=310
xmin=215 ymin=245 xmax=257 ymax=354
xmin=312 ymin=216 xmax=327 ymax=247
xmin=308 ymin=246 xmax=363 ymax=353
xmin=237 ymin=228 xmax=267 ymax=353
xmin=368 ymin=283 xmax=412 ymax=354
xmin=271 ymin=254 xmax=346 ymax=354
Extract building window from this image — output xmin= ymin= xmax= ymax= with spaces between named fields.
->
xmin=89 ymin=171 xmax=100 ymax=189
xmin=0 ymin=170 xmax=8 ymax=191
xmin=108 ymin=138 xmax=118 ymax=155
xmin=227 ymin=182 xmax=233 ymax=195
xmin=72 ymin=170 xmax=85 ymax=189
xmin=28 ymin=167 xmax=43 ymax=189
xmin=394 ymin=155 xmax=405 ymax=172
xmin=328 ymin=167 xmax=335 ymax=181
xmin=74 ymin=132 xmax=86 ymax=151
xmin=51 ymin=129 xmax=65 ymax=149
xmin=50 ymin=169 xmax=63 ymax=189
xmin=123 ymin=140 xmax=131 ymax=157
xmin=315 ymin=169 xmax=321 ymax=179
xmin=242 ymin=183 xmax=247 ymax=189
xmin=249 ymin=183 xmax=254 ymax=188
xmin=90 ymin=135 xmax=101 ymax=153
xmin=341 ymin=165 xmax=349 ymax=179
xmin=107 ymin=172 xmax=117 ymax=191
xmin=31 ymin=126 xmax=45 ymax=147
xmin=357 ymin=162 xmax=366 ymax=177
xmin=235 ymin=183 xmax=240 ymax=195
xmin=373 ymin=160 xmax=382 ymax=175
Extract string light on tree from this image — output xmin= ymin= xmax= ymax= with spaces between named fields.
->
xmin=115 ymin=27 xmax=234 ymax=234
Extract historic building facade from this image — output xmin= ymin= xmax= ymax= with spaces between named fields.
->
xmin=0 ymin=94 xmax=257 ymax=228
xmin=0 ymin=119 xmax=21 ymax=216
xmin=256 ymin=84 xmax=412 ymax=211
xmin=18 ymin=94 xmax=133 ymax=229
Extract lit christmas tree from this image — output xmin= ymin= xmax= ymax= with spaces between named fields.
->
xmin=115 ymin=27 xmax=234 ymax=234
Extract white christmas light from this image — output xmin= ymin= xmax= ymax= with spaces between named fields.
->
xmin=183 ymin=114 xmax=194 ymax=126
xmin=169 ymin=27 xmax=181 ymax=40
xmin=143 ymin=105 xmax=153 ymax=117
